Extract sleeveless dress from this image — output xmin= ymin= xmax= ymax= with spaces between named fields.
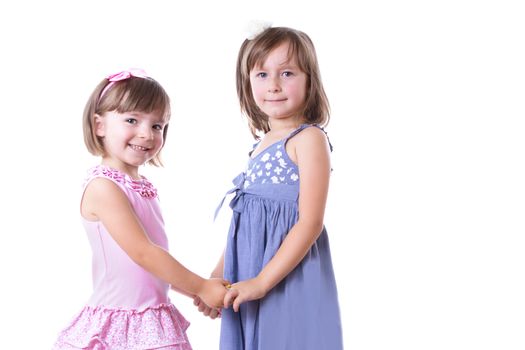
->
xmin=53 ymin=165 xmax=192 ymax=350
xmin=218 ymin=124 xmax=343 ymax=350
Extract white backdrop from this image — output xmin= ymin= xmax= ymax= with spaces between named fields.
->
xmin=1 ymin=0 xmax=524 ymax=349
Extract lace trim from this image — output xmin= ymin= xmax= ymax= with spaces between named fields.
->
xmin=86 ymin=165 xmax=158 ymax=198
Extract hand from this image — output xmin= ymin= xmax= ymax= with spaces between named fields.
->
xmin=198 ymin=278 xmax=230 ymax=309
xmin=193 ymin=296 xmax=221 ymax=319
xmin=223 ymin=278 xmax=267 ymax=312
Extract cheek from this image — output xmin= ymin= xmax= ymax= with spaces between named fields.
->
xmin=250 ymin=84 xmax=259 ymax=98
xmin=250 ymin=79 xmax=264 ymax=95
xmin=285 ymin=85 xmax=299 ymax=99
xmin=249 ymin=89 xmax=262 ymax=106
xmin=155 ymin=134 xmax=165 ymax=147
xmin=291 ymin=82 xmax=307 ymax=101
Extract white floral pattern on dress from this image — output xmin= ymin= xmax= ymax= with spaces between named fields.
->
xmin=261 ymin=153 xmax=271 ymax=162
xmin=244 ymin=141 xmax=299 ymax=188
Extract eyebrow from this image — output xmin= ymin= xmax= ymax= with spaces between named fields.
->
xmin=254 ymin=61 xmax=300 ymax=70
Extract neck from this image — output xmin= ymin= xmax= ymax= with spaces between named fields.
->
xmin=268 ymin=117 xmax=304 ymax=132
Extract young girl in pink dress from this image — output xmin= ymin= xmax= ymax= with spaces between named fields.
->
xmin=53 ymin=69 xmax=229 ymax=349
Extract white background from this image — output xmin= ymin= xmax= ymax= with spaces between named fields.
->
xmin=1 ymin=0 xmax=524 ymax=349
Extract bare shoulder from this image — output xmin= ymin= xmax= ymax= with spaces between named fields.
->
xmin=300 ymin=125 xmax=327 ymax=139
xmin=84 ymin=176 xmax=123 ymax=197
xmin=287 ymin=126 xmax=330 ymax=164
xmin=292 ymin=126 xmax=330 ymax=151
xmin=82 ymin=177 xmax=127 ymax=220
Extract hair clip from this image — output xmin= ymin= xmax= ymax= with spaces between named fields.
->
xmin=244 ymin=20 xmax=272 ymax=40
xmin=100 ymin=68 xmax=149 ymax=99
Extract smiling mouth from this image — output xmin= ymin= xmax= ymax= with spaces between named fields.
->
xmin=129 ymin=144 xmax=149 ymax=151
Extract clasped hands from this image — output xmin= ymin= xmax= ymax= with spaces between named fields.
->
xmin=193 ymin=277 xmax=267 ymax=319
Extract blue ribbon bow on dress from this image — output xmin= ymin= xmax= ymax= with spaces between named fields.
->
xmin=214 ymin=172 xmax=246 ymax=220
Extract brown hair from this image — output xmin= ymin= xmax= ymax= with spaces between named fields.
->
xmin=83 ymin=76 xmax=171 ymax=166
xmin=236 ymin=27 xmax=330 ymax=139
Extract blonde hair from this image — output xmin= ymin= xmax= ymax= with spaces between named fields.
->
xmin=83 ymin=76 xmax=171 ymax=166
xmin=236 ymin=27 xmax=330 ymax=139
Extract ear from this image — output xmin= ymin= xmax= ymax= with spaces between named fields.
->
xmin=94 ymin=114 xmax=105 ymax=137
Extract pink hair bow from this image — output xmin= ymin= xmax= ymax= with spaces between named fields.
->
xmin=100 ymin=68 xmax=149 ymax=98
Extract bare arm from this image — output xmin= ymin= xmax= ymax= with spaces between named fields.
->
xmin=82 ymin=178 xmax=228 ymax=308
xmin=225 ymin=127 xmax=331 ymax=310
xmin=211 ymin=250 xmax=225 ymax=278
xmin=193 ymin=250 xmax=226 ymax=319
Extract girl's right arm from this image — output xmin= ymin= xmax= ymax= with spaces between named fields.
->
xmin=81 ymin=177 xmax=228 ymax=308
xmin=223 ymin=126 xmax=331 ymax=311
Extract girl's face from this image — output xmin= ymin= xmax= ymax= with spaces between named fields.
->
xmin=94 ymin=110 xmax=167 ymax=175
xmin=249 ymin=42 xmax=307 ymax=124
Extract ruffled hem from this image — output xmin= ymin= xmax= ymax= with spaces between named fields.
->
xmin=53 ymin=303 xmax=191 ymax=350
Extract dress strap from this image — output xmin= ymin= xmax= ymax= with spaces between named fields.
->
xmin=284 ymin=124 xmax=333 ymax=152
xmin=248 ymin=140 xmax=261 ymax=157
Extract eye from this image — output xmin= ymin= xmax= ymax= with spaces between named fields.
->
xmin=153 ymin=124 xmax=164 ymax=131
xmin=125 ymin=118 xmax=137 ymax=124
xmin=282 ymin=71 xmax=294 ymax=77
xmin=255 ymin=72 xmax=267 ymax=78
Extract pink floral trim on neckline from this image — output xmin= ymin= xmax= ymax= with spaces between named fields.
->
xmin=87 ymin=165 xmax=158 ymax=198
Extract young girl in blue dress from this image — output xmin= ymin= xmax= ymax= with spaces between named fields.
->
xmin=212 ymin=25 xmax=344 ymax=349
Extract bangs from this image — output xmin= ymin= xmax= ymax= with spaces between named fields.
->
xmin=247 ymin=31 xmax=305 ymax=73
xmin=99 ymin=78 xmax=171 ymax=121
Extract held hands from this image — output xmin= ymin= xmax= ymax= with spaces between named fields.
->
xmin=223 ymin=277 xmax=267 ymax=312
xmin=193 ymin=277 xmax=267 ymax=317
xmin=197 ymin=278 xmax=231 ymax=309
xmin=193 ymin=295 xmax=221 ymax=319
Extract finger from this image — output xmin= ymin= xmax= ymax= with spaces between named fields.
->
xmin=209 ymin=309 xmax=220 ymax=319
xmin=233 ymin=300 xmax=240 ymax=312
xmin=203 ymin=307 xmax=211 ymax=316
xmin=193 ymin=296 xmax=201 ymax=306
xmin=198 ymin=302 xmax=206 ymax=312
xmin=233 ymin=294 xmax=245 ymax=312
xmin=223 ymin=289 xmax=237 ymax=308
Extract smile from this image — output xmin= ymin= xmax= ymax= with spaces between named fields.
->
xmin=129 ymin=144 xmax=149 ymax=151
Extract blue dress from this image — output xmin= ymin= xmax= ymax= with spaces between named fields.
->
xmin=218 ymin=124 xmax=343 ymax=350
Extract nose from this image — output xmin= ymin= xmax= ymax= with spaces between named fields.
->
xmin=138 ymin=125 xmax=154 ymax=140
xmin=267 ymin=76 xmax=281 ymax=93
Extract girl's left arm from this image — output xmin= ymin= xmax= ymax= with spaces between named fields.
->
xmin=225 ymin=127 xmax=331 ymax=311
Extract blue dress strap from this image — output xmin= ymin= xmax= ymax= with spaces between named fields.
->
xmin=284 ymin=124 xmax=333 ymax=152
xmin=248 ymin=140 xmax=261 ymax=157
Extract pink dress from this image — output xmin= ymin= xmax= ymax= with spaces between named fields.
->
xmin=53 ymin=165 xmax=192 ymax=350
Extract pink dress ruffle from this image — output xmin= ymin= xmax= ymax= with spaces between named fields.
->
xmin=53 ymin=303 xmax=191 ymax=350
